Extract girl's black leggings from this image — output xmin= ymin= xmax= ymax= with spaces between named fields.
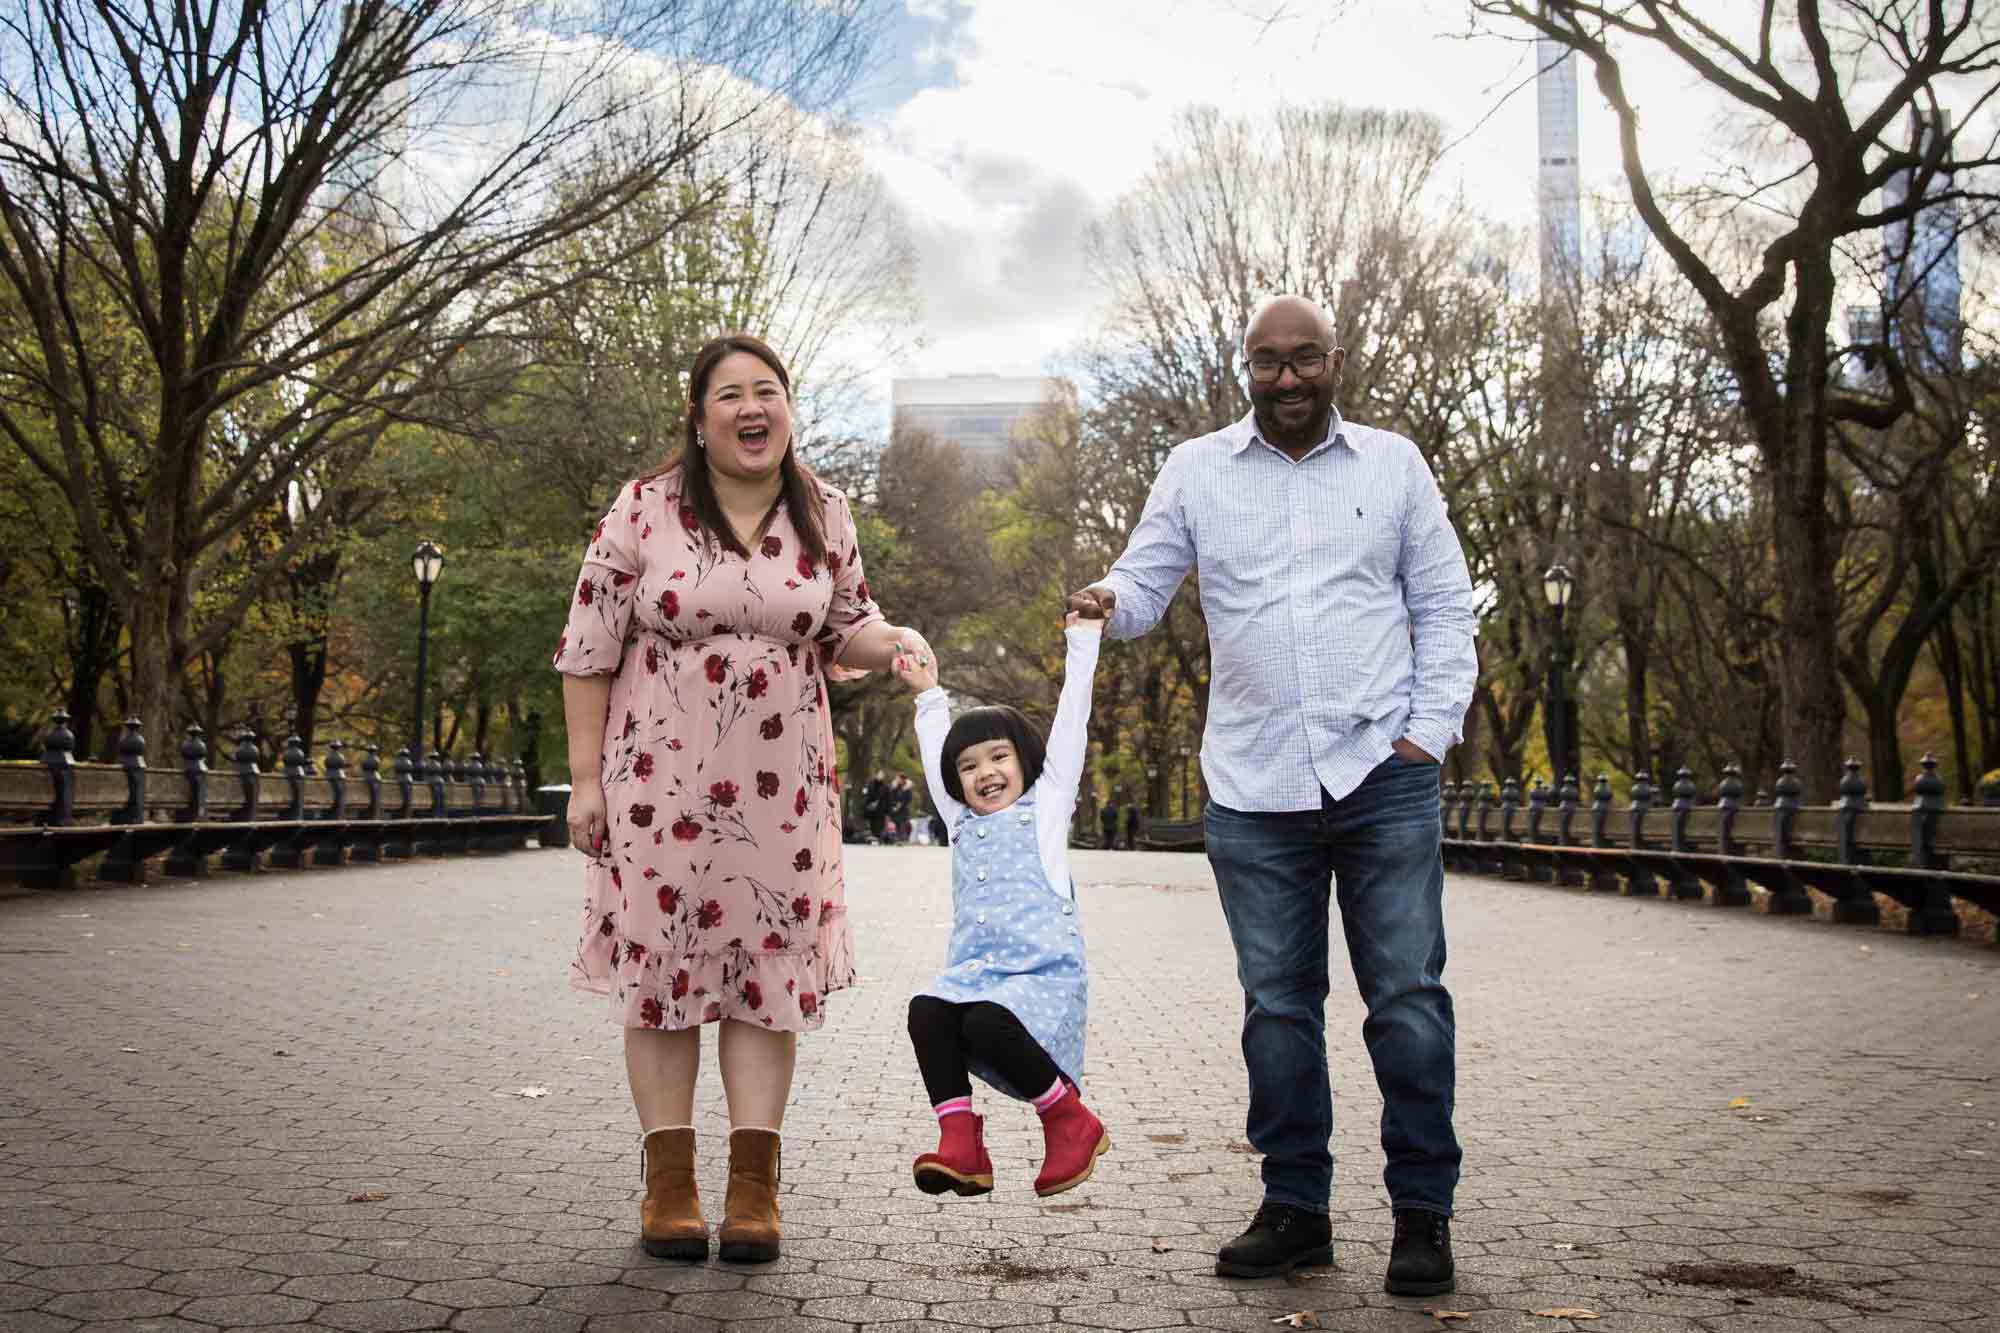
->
xmin=907 ymin=995 xmax=1061 ymax=1104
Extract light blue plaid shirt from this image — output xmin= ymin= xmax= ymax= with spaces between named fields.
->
xmin=1100 ymin=409 xmax=1477 ymax=812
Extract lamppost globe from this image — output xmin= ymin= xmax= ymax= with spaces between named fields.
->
xmin=413 ymin=540 xmax=445 ymax=588
xmin=1542 ymin=562 xmax=1573 ymax=610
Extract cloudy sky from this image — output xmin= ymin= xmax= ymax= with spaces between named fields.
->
xmin=842 ymin=0 xmax=1727 ymax=391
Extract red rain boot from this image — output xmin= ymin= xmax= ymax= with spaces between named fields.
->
xmin=1033 ymin=1088 xmax=1110 ymax=1197
xmin=913 ymin=1112 xmax=994 ymax=1196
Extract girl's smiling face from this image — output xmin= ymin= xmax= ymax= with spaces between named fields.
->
xmin=955 ymin=737 xmax=1025 ymax=815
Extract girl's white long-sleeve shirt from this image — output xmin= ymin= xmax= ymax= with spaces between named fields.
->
xmin=913 ymin=626 xmax=1102 ymax=893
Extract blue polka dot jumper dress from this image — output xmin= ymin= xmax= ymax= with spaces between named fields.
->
xmin=919 ymin=790 xmax=1088 ymax=1099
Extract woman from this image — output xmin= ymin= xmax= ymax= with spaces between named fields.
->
xmin=554 ymin=333 xmax=931 ymax=1264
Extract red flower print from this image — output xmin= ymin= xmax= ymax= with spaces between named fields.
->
xmin=760 ymin=535 xmax=783 ymax=558
xmin=791 ymin=611 xmax=813 ymax=636
xmin=629 ymin=804 xmax=655 ymax=828
xmin=856 ymin=578 xmax=871 ymax=601
xmin=696 ymin=899 xmax=724 ymax=929
xmin=610 ymin=865 xmax=623 ymax=888
xmin=626 ymin=941 xmax=647 ymax=964
xmin=762 ymin=930 xmax=785 ymax=950
xmin=598 ymin=913 xmax=616 ymax=936
xmin=576 ymin=580 xmax=595 ymax=606
xmin=612 ymin=572 xmax=634 ymax=588
xmin=623 ymin=711 xmax=639 ymax=738
xmin=705 ymin=654 xmax=727 ymax=684
xmin=793 ymin=848 xmax=814 ymax=872
xmin=631 ymin=481 xmax=644 ymax=500
xmin=793 ymin=788 xmax=808 ymax=817
xmin=644 ymin=644 xmax=660 ymax=674
xmin=633 ymin=752 xmax=654 ymax=780
xmin=746 ymin=668 xmax=769 ymax=699
xmin=657 ymin=884 xmax=680 ymax=913
xmin=820 ymin=898 xmax=835 ymax=922
xmin=800 ymin=992 xmax=819 ymax=1017
xmin=744 ymin=980 xmax=763 ymax=1010
xmin=827 ymin=550 xmax=843 ymax=575
xmin=679 ymin=504 xmax=700 ymax=533
xmin=671 ymin=816 xmax=701 ymax=843
xmin=641 ymin=523 xmax=651 ymax=539
xmin=667 ymin=738 xmax=683 ymax=751
xmin=671 ymin=969 xmax=689 ymax=999
xmin=553 ymin=632 xmax=567 ymax=662
xmin=756 ymin=771 xmax=780 ymax=799
xmin=709 ymin=780 xmax=738 ymax=808
xmin=658 ymin=590 xmax=679 ymax=619
xmin=791 ymin=894 xmax=812 ymax=922
xmin=795 ymin=553 xmax=816 ymax=580
xmin=703 ymin=1002 xmax=722 ymax=1023
xmin=593 ymin=521 xmax=605 ymax=541
xmin=640 ymin=996 xmax=664 ymax=1027
xmin=759 ymin=714 xmax=784 ymax=740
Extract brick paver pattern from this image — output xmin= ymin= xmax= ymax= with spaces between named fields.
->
xmin=1 ymin=847 xmax=1996 ymax=1332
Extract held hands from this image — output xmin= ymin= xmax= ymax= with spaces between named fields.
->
xmin=567 ymin=780 xmax=609 ymax=858
xmin=890 ymin=632 xmax=938 ymax=692
xmin=1066 ymin=584 xmax=1116 ymax=620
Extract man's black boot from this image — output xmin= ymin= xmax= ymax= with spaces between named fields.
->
xmin=1215 ymin=1202 xmax=1333 ymax=1278
xmin=1384 ymin=1208 xmax=1454 ymax=1295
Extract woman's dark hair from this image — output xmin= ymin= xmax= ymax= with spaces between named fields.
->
xmin=940 ymin=706 xmax=1048 ymax=806
xmin=645 ymin=333 xmax=828 ymax=564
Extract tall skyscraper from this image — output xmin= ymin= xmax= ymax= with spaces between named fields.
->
xmin=1536 ymin=31 xmax=1582 ymax=296
xmin=1882 ymin=109 xmax=1961 ymax=373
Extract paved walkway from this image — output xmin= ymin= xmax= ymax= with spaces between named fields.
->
xmin=1 ymin=846 xmax=1996 ymax=1333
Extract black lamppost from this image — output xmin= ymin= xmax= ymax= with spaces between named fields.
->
xmin=1542 ymin=563 xmax=1574 ymax=786
xmin=1145 ymin=763 xmax=1159 ymax=817
xmin=411 ymin=541 xmax=445 ymax=757
xmin=1177 ymin=742 xmax=1192 ymax=818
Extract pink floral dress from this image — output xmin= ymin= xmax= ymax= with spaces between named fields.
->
xmin=552 ymin=467 xmax=882 ymax=1031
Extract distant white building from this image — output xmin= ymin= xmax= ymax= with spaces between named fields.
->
xmin=1536 ymin=32 xmax=1582 ymax=297
xmin=891 ymin=375 xmax=1061 ymax=471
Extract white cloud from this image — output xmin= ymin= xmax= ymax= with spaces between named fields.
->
xmin=861 ymin=0 xmax=1747 ymax=386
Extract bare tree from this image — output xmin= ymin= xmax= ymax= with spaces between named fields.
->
xmin=0 ymin=0 xmax=885 ymax=742
xmin=1471 ymin=0 xmax=2000 ymax=795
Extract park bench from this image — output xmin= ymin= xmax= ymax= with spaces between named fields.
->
xmin=1442 ymin=757 xmax=2000 ymax=940
xmin=1135 ymin=816 xmax=1205 ymax=851
xmin=0 ymin=713 xmax=560 ymax=891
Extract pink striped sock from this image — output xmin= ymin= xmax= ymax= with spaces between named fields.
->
xmin=1031 ymin=1079 xmax=1068 ymax=1115
xmin=933 ymin=1096 xmax=972 ymax=1121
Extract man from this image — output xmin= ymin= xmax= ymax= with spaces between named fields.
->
xmin=862 ymin=771 xmax=888 ymax=844
xmin=1098 ymin=795 xmax=1120 ymax=850
xmin=1068 ymin=295 xmax=1476 ymax=1295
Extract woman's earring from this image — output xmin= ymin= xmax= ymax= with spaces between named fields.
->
xmin=695 ymin=431 xmax=705 ymax=449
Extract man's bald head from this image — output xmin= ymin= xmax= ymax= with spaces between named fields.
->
xmin=1244 ymin=294 xmax=1334 ymax=351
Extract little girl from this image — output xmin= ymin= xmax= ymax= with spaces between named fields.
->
xmin=890 ymin=614 xmax=1111 ymax=1198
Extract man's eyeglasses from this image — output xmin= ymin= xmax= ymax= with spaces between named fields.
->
xmin=1246 ymin=350 xmax=1329 ymax=383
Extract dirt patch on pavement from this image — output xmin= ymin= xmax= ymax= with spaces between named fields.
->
xmin=1838 ymin=1187 xmax=1915 ymax=1206
xmin=952 ymin=1260 xmax=1095 ymax=1282
xmin=1644 ymin=1262 xmax=1889 ymax=1314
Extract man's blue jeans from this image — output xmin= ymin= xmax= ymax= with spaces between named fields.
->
xmin=1204 ymin=754 xmax=1459 ymax=1217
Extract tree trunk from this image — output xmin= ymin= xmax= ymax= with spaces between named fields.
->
xmin=127 ymin=577 xmax=182 ymax=762
xmin=288 ymin=640 xmax=329 ymax=755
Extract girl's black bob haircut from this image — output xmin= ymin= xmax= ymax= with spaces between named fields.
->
xmin=940 ymin=705 xmax=1048 ymax=806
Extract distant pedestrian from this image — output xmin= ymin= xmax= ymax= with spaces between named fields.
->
xmin=890 ymin=773 xmax=915 ymax=843
xmin=1098 ymin=798 xmax=1119 ymax=850
xmin=1123 ymin=803 xmax=1140 ymax=851
xmin=894 ymin=613 xmax=1112 ymax=1200
xmin=863 ymin=771 xmax=888 ymax=843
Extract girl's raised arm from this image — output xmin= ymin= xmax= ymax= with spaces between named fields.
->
xmin=913 ymin=687 xmax=964 ymax=834
xmin=1036 ymin=623 xmax=1103 ymax=807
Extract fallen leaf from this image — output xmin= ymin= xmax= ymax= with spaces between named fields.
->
xmin=1533 ymin=1309 xmax=1600 ymax=1320
xmin=1151 ymin=1241 xmax=1172 ymax=1253
xmin=346 ymin=1192 xmax=389 ymax=1203
xmin=1269 ymin=1314 xmax=1320 ymax=1329
xmin=1425 ymin=1311 xmax=1472 ymax=1323
xmin=1728 ymin=1097 xmax=1752 ymax=1108
xmin=118 ymin=1046 xmax=139 ymax=1053
xmin=1551 ymin=1242 xmax=1575 ymax=1250
xmin=273 ymin=1050 xmax=290 ymax=1057
xmin=1856 ymin=944 xmax=1872 ymax=953
xmin=494 ymin=969 xmax=511 ymax=977
xmin=516 ymin=1086 xmax=549 ymax=1098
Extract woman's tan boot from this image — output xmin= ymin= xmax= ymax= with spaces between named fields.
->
xmin=639 ymin=1127 xmax=707 ymax=1260
xmin=717 ymin=1127 xmax=782 ymax=1262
